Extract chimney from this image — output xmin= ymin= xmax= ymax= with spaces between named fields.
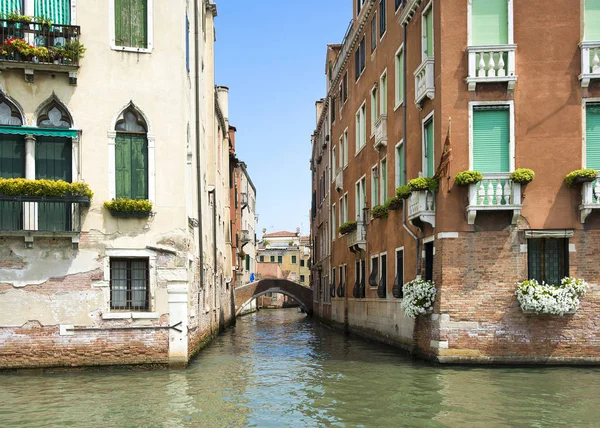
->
xmin=216 ymin=86 xmax=229 ymax=124
xmin=315 ymin=100 xmax=324 ymax=127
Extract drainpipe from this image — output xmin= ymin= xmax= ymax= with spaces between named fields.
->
xmin=212 ymin=186 xmax=217 ymax=332
xmin=401 ymin=22 xmax=420 ymax=276
xmin=194 ymin=0 xmax=205 ymax=310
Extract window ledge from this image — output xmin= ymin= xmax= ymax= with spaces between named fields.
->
xmin=394 ymin=100 xmax=404 ymax=111
xmin=102 ymin=312 xmax=159 ymax=320
xmin=111 ymin=45 xmax=153 ymax=54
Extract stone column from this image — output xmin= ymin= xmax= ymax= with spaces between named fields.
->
xmin=24 ymin=134 xmax=38 ymax=231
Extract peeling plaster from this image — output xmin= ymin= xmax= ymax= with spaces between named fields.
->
xmin=0 ymin=247 xmax=101 ymax=288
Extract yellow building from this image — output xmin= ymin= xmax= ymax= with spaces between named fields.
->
xmin=257 ymin=230 xmax=311 ymax=286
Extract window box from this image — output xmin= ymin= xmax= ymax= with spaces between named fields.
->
xmin=108 ymin=210 xmax=151 ymax=219
xmin=516 ymin=278 xmax=588 ymax=316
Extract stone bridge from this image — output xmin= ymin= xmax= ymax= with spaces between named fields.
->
xmin=234 ymin=278 xmax=313 ymax=316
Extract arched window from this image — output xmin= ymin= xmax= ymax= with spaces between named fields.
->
xmin=115 ymin=108 xmax=148 ymax=200
xmin=35 ymin=102 xmax=72 ymax=183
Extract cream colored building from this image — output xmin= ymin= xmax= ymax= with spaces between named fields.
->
xmin=0 ymin=0 xmax=234 ymax=369
xmin=257 ymin=230 xmax=311 ymax=286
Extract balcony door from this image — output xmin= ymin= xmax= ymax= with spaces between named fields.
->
xmin=35 ymin=137 xmax=72 ymax=231
xmin=0 ymin=133 xmax=24 ymax=231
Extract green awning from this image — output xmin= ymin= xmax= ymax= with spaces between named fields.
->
xmin=0 ymin=126 xmax=78 ymax=138
xmin=0 ymin=0 xmax=23 ymax=15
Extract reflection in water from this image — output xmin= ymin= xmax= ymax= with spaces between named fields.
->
xmin=1 ymin=309 xmax=600 ymax=427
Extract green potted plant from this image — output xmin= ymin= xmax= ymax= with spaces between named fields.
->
xmin=454 ymin=170 xmax=483 ymax=187
xmin=104 ymin=198 xmax=153 ymax=218
xmin=63 ymin=40 xmax=86 ymax=63
xmin=6 ymin=11 xmax=32 ymax=26
xmin=0 ymin=178 xmax=93 ymax=204
xmin=48 ymin=46 xmax=64 ymax=63
xmin=338 ymin=221 xmax=357 ymax=235
xmin=395 ymin=185 xmax=412 ymax=200
xmin=565 ymin=169 xmax=598 ymax=186
xmin=35 ymin=16 xmax=52 ymax=30
xmin=371 ymin=204 xmax=389 ymax=219
xmin=509 ymin=168 xmax=535 ymax=185
xmin=407 ymin=177 xmax=439 ymax=192
xmin=385 ymin=197 xmax=403 ymax=211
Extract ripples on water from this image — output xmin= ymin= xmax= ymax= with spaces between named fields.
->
xmin=1 ymin=309 xmax=600 ymax=427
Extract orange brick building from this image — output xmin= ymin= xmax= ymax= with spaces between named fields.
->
xmin=311 ymin=0 xmax=600 ymax=363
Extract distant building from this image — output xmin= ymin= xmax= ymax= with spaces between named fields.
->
xmin=257 ymin=230 xmax=311 ymax=286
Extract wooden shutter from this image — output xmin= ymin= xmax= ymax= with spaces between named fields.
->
xmin=35 ymin=137 xmax=72 ymax=231
xmin=130 ymin=134 xmax=148 ymax=199
xmin=34 ymin=0 xmax=71 ymax=26
xmin=425 ymin=7 xmax=433 ymax=57
xmin=245 ymin=255 xmax=250 ymax=271
xmin=586 ymin=104 xmax=600 ymax=169
xmin=0 ymin=134 xmax=24 ymax=231
xmin=472 ymin=108 xmax=510 ymax=173
xmin=115 ymin=133 xmax=132 ymax=199
xmin=115 ymin=0 xmax=147 ymax=48
xmin=114 ymin=0 xmax=126 ymax=46
xmin=585 ymin=0 xmax=600 ymax=41
xmin=425 ymin=120 xmax=434 ymax=177
xmin=472 ymin=0 xmax=509 ymax=45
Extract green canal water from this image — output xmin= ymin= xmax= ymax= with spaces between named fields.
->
xmin=1 ymin=308 xmax=600 ymax=427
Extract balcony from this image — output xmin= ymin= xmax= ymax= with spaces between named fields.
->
xmin=241 ymin=229 xmax=252 ymax=244
xmin=408 ymin=190 xmax=435 ymax=228
xmin=579 ymin=41 xmax=600 ymax=88
xmin=0 ymin=19 xmax=81 ymax=84
xmin=466 ymin=45 xmax=517 ymax=91
xmin=335 ymin=168 xmax=343 ymax=192
xmin=347 ymin=217 xmax=366 ymax=253
xmin=579 ymin=175 xmax=600 ymax=223
xmin=241 ymin=192 xmax=248 ymax=206
xmin=374 ymin=114 xmax=387 ymax=149
xmin=466 ymin=173 xmax=522 ymax=225
xmin=414 ymin=58 xmax=434 ymax=107
xmin=0 ymin=195 xmax=88 ymax=248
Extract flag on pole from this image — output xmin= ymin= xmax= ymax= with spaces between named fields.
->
xmin=433 ymin=119 xmax=452 ymax=180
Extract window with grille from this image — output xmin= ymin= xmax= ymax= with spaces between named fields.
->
xmin=110 ymin=258 xmax=149 ymax=310
xmin=528 ymin=238 xmax=569 ymax=285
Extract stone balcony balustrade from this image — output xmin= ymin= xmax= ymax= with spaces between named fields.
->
xmin=408 ymin=189 xmax=435 ymax=228
xmin=467 ymin=173 xmax=522 ymax=225
xmin=466 ymin=45 xmax=517 ymax=91
xmin=579 ymin=175 xmax=600 ymax=223
xmin=414 ymin=58 xmax=434 ymax=107
xmin=579 ymin=41 xmax=600 ymax=88
xmin=374 ymin=114 xmax=387 ymax=149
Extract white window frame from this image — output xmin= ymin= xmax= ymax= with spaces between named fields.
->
xmin=468 ymin=100 xmax=515 ymax=171
xmin=379 ymin=251 xmax=388 ymax=296
xmin=343 ymin=193 xmax=349 ymax=224
xmin=370 ymin=84 xmax=379 ymax=136
xmin=108 ymin=101 xmax=156 ymax=203
xmin=395 ymin=139 xmax=404 ymax=188
xmin=332 ymin=203 xmax=337 ymax=241
xmin=370 ymin=254 xmax=379 ymax=286
xmin=332 ymin=145 xmax=337 ymax=178
xmin=422 ymin=111 xmax=434 ymax=177
xmin=343 ymin=128 xmax=349 ymax=167
xmin=355 ymin=175 xmax=366 ymax=221
xmin=380 ymin=156 xmax=387 ymax=204
xmin=421 ymin=1 xmax=434 ymax=60
xmin=582 ymin=98 xmax=600 ymax=167
xmin=338 ymin=135 xmax=344 ymax=170
xmin=467 ymin=0 xmax=514 ymax=46
xmin=380 ymin=68 xmax=388 ymax=115
xmin=394 ymin=44 xmax=405 ymax=110
xmin=395 ymin=247 xmax=404 ymax=292
xmin=102 ymin=249 xmax=158 ymax=319
xmin=355 ymin=101 xmax=367 ymax=154
xmin=109 ymin=0 xmax=155 ymax=53
xmin=371 ymin=163 xmax=379 ymax=207
xmin=379 ymin=0 xmax=387 ymax=41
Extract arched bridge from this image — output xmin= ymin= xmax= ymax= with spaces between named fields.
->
xmin=234 ymin=278 xmax=313 ymax=316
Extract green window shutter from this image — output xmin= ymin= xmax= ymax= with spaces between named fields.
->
xmin=585 ymin=0 xmax=600 ymax=41
xmin=130 ymin=134 xmax=148 ymax=200
xmin=398 ymin=145 xmax=405 ymax=186
xmin=35 ymin=137 xmax=72 ymax=232
xmin=425 ymin=120 xmax=434 ymax=177
xmin=0 ymin=133 xmax=25 ymax=178
xmin=35 ymin=137 xmax=72 ymax=181
xmin=245 ymin=255 xmax=250 ymax=271
xmin=0 ymin=134 xmax=25 ymax=231
xmin=34 ymin=0 xmax=71 ymax=26
xmin=131 ymin=0 xmax=148 ymax=48
xmin=114 ymin=0 xmax=126 ymax=46
xmin=1 ymin=0 xmax=23 ymax=15
xmin=586 ymin=104 xmax=600 ymax=169
xmin=115 ymin=134 xmax=132 ymax=199
xmin=472 ymin=0 xmax=509 ymax=45
xmin=397 ymin=51 xmax=404 ymax=103
xmin=425 ymin=8 xmax=433 ymax=57
xmin=473 ymin=108 xmax=510 ymax=173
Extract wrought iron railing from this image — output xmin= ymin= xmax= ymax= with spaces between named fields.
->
xmin=0 ymin=195 xmax=87 ymax=233
xmin=0 ymin=19 xmax=81 ymax=66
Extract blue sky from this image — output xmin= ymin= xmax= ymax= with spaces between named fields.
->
xmin=214 ymin=0 xmax=351 ymax=237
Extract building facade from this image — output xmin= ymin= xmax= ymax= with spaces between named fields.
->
xmin=0 ymin=1 xmax=235 ymax=369
xmin=311 ymin=0 xmax=600 ymax=363
xmin=257 ymin=230 xmax=311 ymax=286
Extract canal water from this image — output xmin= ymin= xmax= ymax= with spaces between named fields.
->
xmin=1 ymin=308 xmax=600 ymax=427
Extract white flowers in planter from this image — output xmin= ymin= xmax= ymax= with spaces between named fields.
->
xmin=515 ymin=277 xmax=588 ymax=316
xmin=401 ymin=279 xmax=436 ymax=319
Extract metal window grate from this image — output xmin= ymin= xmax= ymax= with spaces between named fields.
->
xmin=110 ymin=258 xmax=149 ymax=311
